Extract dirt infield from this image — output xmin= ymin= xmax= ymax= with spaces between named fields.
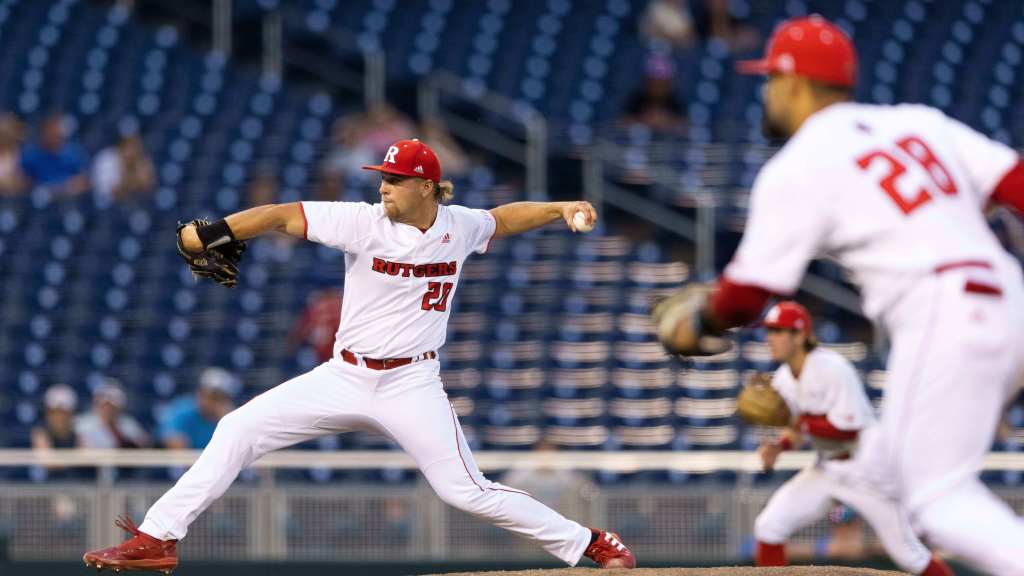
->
xmin=428 ymin=567 xmax=908 ymax=576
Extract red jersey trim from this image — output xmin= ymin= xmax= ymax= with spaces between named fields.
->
xmin=298 ymin=202 xmax=309 ymax=241
xmin=708 ymin=276 xmax=774 ymax=329
xmin=798 ymin=413 xmax=858 ymax=441
xmin=991 ymin=159 xmax=1024 ymax=213
xmin=934 ymin=260 xmax=991 ymax=274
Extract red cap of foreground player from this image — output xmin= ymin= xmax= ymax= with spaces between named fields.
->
xmin=762 ymin=301 xmax=814 ymax=337
xmin=362 ymin=139 xmax=442 ymax=183
xmin=737 ymin=15 xmax=857 ymax=88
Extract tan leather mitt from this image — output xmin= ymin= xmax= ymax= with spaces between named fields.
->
xmin=736 ymin=372 xmax=792 ymax=426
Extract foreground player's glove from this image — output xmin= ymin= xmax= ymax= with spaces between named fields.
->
xmin=736 ymin=372 xmax=792 ymax=426
xmin=651 ymin=283 xmax=731 ymax=356
xmin=176 ymin=219 xmax=246 ymax=288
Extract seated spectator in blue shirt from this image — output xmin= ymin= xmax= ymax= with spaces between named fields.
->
xmin=20 ymin=113 xmax=89 ymax=196
xmin=159 ymin=367 xmax=240 ymax=450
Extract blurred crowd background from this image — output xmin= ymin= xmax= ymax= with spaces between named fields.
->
xmin=0 ymin=0 xmax=1022 ymax=572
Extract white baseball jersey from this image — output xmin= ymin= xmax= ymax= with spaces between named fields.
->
xmin=300 ymin=201 xmax=496 ymax=358
xmin=726 ymin=102 xmax=1020 ymax=320
xmin=138 ymin=200 xmax=597 ymax=565
xmin=758 ymin=348 xmax=934 ymax=573
xmin=772 ymin=346 xmax=875 ymax=454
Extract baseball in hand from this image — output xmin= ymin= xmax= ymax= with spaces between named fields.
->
xmin=573 ymin=210 xmax=594 ymax=233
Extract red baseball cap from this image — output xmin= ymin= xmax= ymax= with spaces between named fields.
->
xmin=762 ymin=301 xmax=813 ymax=336
xmin=362 ymin=139 xmax=442 ymax=183
xmin=737 ymin=15 xmax=857 ymax=88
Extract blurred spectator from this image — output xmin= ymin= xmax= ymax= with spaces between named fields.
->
xmin=640 ymin=0 xmax=696 ymax=49
xmin=621 ymin=53 xmax=687 ymax=132
xmin=289 ymin=290 xmax=343 ymax=364
xmin=31 ymin=384 xmax=80 ymax=450
xmin=316 ymin=115 xmax=368 ymax=201
xmin=784 ymin=505 xmax=885 ymax=564
xmin=317 ymin=102 xmax=414 ymax=201
xmin=380 ymin=497 xmax=413 ymax=544
xmin=247 ymin=164 xmax=278 ymax=207
xmin=91 ymin=132 xmax=156 ymax=205
xmin=30 ymin=384 xmax=83 ymax=481
xmin=420 ymin=117 xmax=469 ymax=178
xmin=75 ymin=379 xmax=149 ymax=449
xmin=159 ymin=367 xmax=240 ymax=450
xmin=501 ymin=439 xmax=591 ymax=511
xmin=360 ymin=102 xmax=415 ymax=155
xmin=0 ymin=112 xmax=27 ymax=195
xmin=692 ymin=0 xmax=759 ymax=52
xmin=20 ymin=113 xmax=89 ymax=196
xmin=246 ymin=164 xmax=299 ymax=261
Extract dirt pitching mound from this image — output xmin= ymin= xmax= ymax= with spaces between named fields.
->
xmin=428 ymin=567 xmax=907 ymax=576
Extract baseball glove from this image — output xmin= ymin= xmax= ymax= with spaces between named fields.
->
xmin=650 ymin=283 xmax=731 ymax=356
xmin=736 ymin=372 xmax=792 ymax=426
xmin=176 ymin=219 xmax=246 ymax=288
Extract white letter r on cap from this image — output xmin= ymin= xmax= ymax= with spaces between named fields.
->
xmin=384 ymin=146 xmax=399 ymax=164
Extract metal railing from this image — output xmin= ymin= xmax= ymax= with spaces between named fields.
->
xmin=276 ymin=7 xmax=386 ymax=107
xmin=3 ymin=449 xmax=1023 ymax=563
xmin=5 ymin=449 xmax=1024 ymax=474
xmin=140 ymin=0 xmax=385 ymax=106
xmin=419 ymin=71 xmax=548 ymax=201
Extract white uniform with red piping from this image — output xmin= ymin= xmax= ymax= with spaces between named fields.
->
xmin=755 ymin=347 xmax=937 ymax=573
xmin=728 ymin=101 xmax=1024 ymax=573
xmin=136 ymin=142 xmax=594 ymax=565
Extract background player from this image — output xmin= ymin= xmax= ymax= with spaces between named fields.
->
xmin=751 ymin=301 xmax=950 ymax=576
xmin=653 ymin=15 xmax=1024 ymax=575
xmin=82 ymin=139 xmax=635 ymax=572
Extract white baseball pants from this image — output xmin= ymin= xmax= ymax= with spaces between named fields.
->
xmin=138 ymin=359 xmax=592 ymax=565
xmin=857 ymin=261 xmax=1024 ymax=575
xmin=755 ymin=465 xmax=933 ymax=573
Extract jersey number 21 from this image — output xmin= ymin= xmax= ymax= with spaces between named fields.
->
xmin=421 ymin=282 xmax=453 ymax=312
xmin=855 ymin=135 xmax=958 ymax=215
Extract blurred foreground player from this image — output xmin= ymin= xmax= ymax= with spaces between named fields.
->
xmin=654 ymin=15 xmax=1024 ymax=575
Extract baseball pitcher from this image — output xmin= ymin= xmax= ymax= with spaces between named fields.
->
xmin=83 ymin=139 xmax=636 ymax=572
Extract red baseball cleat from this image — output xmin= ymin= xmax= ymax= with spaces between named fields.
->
xmin=583 ymin=528 xmax=637 ymax=568
xmin=82 ymin=516 xmax=177 ymax=573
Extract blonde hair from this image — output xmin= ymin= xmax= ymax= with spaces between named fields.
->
xmin=435 ymin=180 xmax=455 ymax=203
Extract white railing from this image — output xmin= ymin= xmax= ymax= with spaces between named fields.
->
xmin=3 ymin=449 xmax=1024 ymax=472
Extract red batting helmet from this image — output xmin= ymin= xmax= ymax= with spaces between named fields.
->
xmin=737 ymin=15 xmax=857 ymax=88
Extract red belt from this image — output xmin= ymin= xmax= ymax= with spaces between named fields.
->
xmin=934 ymin=260 xmax=1002 ymax=297
xmin=340 ymin=349 xmax=437 ymax=370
